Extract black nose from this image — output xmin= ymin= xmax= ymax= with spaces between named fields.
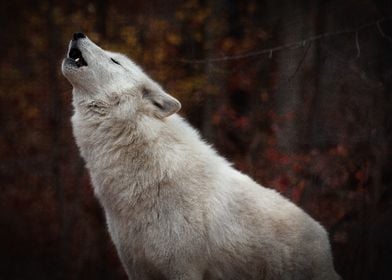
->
xmin=73 ymin=32 xmax=86 ymax=40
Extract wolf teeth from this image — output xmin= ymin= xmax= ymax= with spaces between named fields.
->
xmin=75 ymin=58 xmax=80 ymax=62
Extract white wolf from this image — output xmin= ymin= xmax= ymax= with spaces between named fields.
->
xmin=61 ymin=33 xmax=340 ymax=280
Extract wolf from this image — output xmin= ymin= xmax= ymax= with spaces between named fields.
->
xmin=61 ymin=32 xmax=340 ymax=280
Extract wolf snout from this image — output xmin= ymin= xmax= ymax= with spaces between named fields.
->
xmin=73 ymin=32 xmax=86 ymax=40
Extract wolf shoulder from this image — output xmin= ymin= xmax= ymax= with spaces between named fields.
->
xmin=203 ymin=165 xmax=325 ymax=239
xmin=165 ymin=116 xmax=324 ymax=239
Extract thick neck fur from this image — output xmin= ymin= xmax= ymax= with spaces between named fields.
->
xmin=71 ymin=92 xmax=225 ymax=217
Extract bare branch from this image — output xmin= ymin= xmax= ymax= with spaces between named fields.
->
xmin=179 ymin=17 xmax=392 ymax=64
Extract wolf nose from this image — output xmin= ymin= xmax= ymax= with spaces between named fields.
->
xmin=73 ymin=32 xmax=86 ymax=40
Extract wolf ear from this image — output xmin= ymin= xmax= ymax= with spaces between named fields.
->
xmin=142 ymin=86 xmax=181 ymax=118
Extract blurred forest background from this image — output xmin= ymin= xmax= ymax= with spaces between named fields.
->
xmin=1 ymin=0 xmax=391 ymax=279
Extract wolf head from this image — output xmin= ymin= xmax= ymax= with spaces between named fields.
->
xmin=61 ymin=33 xmax=181 ymax=120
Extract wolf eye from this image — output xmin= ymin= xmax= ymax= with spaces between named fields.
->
xmin=111 ymin=58 xmax=121 ymax=65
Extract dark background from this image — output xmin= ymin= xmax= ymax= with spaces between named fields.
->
xmin=1 ymin=0 xmax=391 ymax=279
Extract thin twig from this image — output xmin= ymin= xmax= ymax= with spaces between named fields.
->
xmin=179 ymin=17 xmax=391 ymax=64
xmin=288 ymin=41 xmax=312 ymax=83
xmin=355 ymin=31 xmax=361 ymax=58
xmin=376 ymin=19 xmax=392 ymax=44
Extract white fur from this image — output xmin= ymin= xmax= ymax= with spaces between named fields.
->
xmin=62 ymin=35 xmax=340 ymax=280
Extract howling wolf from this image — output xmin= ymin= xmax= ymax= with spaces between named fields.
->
xmin=61 ymin=32 xmax=340 ymax=280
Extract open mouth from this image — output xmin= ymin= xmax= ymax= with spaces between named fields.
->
xmin=68 ymin=47 xmax=88 ymax=67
